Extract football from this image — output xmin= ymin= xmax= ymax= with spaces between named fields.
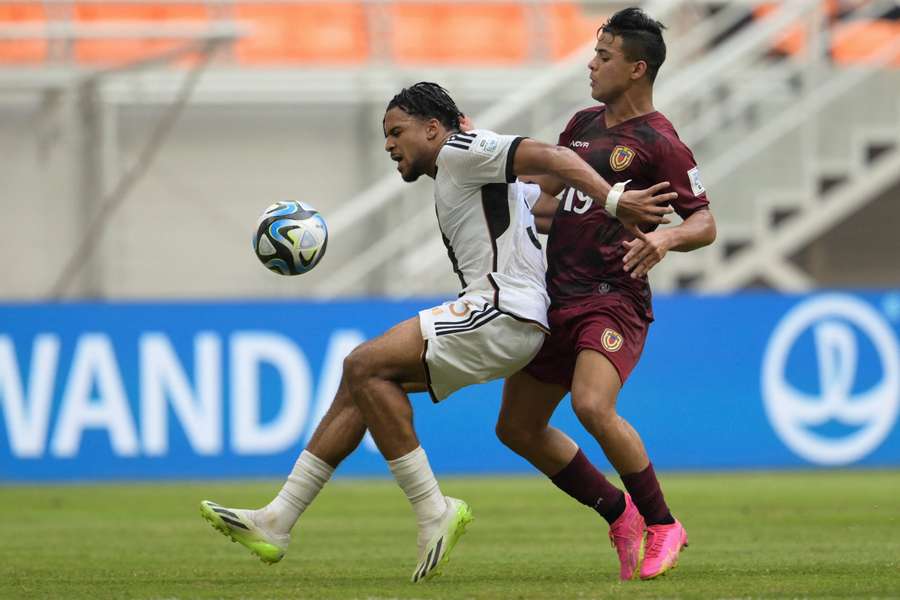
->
xmin=253 ymin=201 xmax=328 ymax=275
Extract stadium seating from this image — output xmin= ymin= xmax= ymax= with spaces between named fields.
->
xmin=754 ymin=3 xmax=900 ymax=67
xmin=389 ymin=3 xmax=528 ymax=64
xmin=74 ymin=2 xmax=208 ymax=64
xmin=0 ymin=1 xmax=600 ymax=66
xmin=830 ymin=19 xmax=900 ymax=67
xmin=544 ymin=2 xmax=599 ymax=61
xmin=754 ymin=0 xmax=839 ymax=57
xmin=0 ymin=3 xmax=46 ymax=63
xmin=234 ymin=3 xmax=368 ymax=65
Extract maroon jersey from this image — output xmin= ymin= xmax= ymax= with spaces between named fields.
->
xmin=547 ymin=106 xmax=710 ymax=320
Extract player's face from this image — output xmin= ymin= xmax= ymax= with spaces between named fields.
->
xmin=383 ymin=107 xmax=436 ymax=182
xmin=588 ymin=33 xmax=639 ymax=102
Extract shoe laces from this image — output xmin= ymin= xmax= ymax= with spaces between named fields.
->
xmin=643 ymin=527 xmax=667 ymax=559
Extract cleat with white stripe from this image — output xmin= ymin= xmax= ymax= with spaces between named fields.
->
xmin=411 ymin=497 xmax=473 ymax=583
xmin=199 ymin=500 xmax=289 ymax=564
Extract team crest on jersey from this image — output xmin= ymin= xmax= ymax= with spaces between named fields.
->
xmin=601 ymin=328 xmax=624 ymax=353
xmin=609 ymin=145 xmax=635 ymax=172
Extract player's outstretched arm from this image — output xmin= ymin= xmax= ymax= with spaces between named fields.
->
xmin=511 ymin=138 xmax=675 ymax=229
xmin=520 ymin=174 xmax=565 ymax=197
xmin=622 ymin=208 xmax=717 ymax=278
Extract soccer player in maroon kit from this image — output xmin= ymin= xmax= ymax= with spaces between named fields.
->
xmin=495 ymin=8 xmax=717 ymax=580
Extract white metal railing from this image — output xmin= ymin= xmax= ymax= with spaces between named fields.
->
xmin=350 ymin=0 xmax=900 ymax=296
xmin=313 ymin=0 xmax=833 ymax=296
xmin=314 ymin=0 xmax=684 ymax=297
xmin=695 ymin=30 xmax=900 ymax=291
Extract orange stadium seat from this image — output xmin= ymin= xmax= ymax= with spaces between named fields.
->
xmin=831 ymin=20 xmax=900 ymax=67
xmin=74 ymin=3 xmax=208 ymax=65
xmin=389 ymin=3 xmax=528 ymax=65
xmin=544 ymin=2 xmax=599 ymax=61
xmin=0 ymin=4 xmax=47 ymax=64
xmin=754 ymin=1 xmax=839 ymax=56
xmin=234 ymin=3 xmax=369 ymax=65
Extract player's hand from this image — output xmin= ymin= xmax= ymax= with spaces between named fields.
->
xmin=459 ymin=115 xmax=475 ymax=132
xmin=622 ymin=229 xmax=671 ymax=278
xmin=616 ymin=182 xmax=675 ymax=228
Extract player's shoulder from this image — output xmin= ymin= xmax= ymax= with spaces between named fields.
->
xmin=441 ymin=128 xmax=514 ymax=163
xmin=645 ymin=112 xmax=697 ymax=157
xmin=444 ymin=129 xmax=481 ymax=152
xmin=563 ymin=105 xmax=606 ymax=134
xmin=444 ymin=128 xmax=504 ymax=150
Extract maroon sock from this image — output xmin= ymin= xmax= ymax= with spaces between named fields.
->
xmin=620 ymin=462 xmax=674 ymax=526
xmin=550 ymin=448 xmax=625 ymax=524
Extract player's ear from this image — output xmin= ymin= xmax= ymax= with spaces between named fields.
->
xmin=631 ymin=60 xmax=648 ymax=81
xmin=425 ymin=118 xmax=442 ymax=140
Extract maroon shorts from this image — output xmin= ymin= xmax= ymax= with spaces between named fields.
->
xmin=524 ymin=295 xmax=650 ymax=389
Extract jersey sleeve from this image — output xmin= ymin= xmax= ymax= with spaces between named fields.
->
xmin=654 ymin=137 xmax=710 ymax=219
xmin=437 ymin=129 xmax=525 ymax=187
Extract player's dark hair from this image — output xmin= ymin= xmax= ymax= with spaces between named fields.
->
xmin=386 ymin=82 xmax=463 ymax=132
xmin=600 ymin=7 xmax=667 ymax=83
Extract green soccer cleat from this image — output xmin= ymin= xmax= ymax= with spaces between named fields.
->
xmin=411 ymin=497 xmax=474 ymax=583
xmin=199 ymin=500 xmax=289 ymax=564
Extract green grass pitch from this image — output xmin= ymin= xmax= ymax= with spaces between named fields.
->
xmin=2 ymin=471 xmax=898 ymax=599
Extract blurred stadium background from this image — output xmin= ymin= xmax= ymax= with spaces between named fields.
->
xmin=1 ymin=0 xmax=899 ymax=598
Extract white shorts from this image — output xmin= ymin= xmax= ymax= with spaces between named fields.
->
xmin=418 ymin=295 xmax=546 ymax=402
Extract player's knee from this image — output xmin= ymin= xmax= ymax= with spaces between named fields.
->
xmin=343 ymin=345 xmax=375 ymax=389
xmin=495 ymin=418 xmax=535 ymax=453
xmin=571 ymin=393 xmax=617 ymax=431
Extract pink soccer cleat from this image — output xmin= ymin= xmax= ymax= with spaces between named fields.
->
xmin=639 ymin=520 xmax=688 ymax=580
xmin=608 ymin=493 xmax=646 ymax=581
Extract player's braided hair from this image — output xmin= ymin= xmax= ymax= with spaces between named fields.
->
xmin=600 ymin=7 xmax=667 ymax=83
xmin=386 ymin=82 xmax=463 ymax=132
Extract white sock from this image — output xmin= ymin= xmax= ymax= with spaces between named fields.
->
xmin=387 ymin=446 xmax=448 ymax=554
xmin=257 ymin=450 xmax=334 ymax=535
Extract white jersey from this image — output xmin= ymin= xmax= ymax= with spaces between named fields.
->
xmin=433 ymin=129 xmax=549 ymax=330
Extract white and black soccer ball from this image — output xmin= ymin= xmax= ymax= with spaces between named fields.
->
xmin=253 ymin=201 xmax=328 ymax=275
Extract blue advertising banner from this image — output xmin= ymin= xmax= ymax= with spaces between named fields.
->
xmin=1 ymin=291 xmax=899 ymax=481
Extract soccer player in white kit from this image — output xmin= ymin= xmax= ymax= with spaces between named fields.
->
xmin=200 ymin=82 xmax=676 ymax=583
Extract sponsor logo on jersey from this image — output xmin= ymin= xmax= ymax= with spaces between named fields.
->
xmin=601 ymin=328 xmax=624 ymax=353
xmin=609 ymin=145 xmax=635 ymax=171
xmin=570 ymin=140 xmax=590 ymax=149
xmin=687 ymin=166 xmax=706 ymax=196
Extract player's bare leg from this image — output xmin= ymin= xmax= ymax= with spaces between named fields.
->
xmin=570 ymin=350 xmax=648 ymax=474
xmin=344 ymin=316 xmax=473 ymax=582
xmin=496 ymin=370 xmax=571 ymax=473
xmin=200 ymin=323 xmax=429 ymax=562
xmin=497 ymin=370 xmax=644 ymax=580
xmin=306 ymin=378 xmax=368 ymax=465
xmin=200 ymin=371 xmax=370 ymax=562
xmin=570 ymin=350 xmax=686 ymax=579
xmin=343 ymin=317 xmax=428 ymax=458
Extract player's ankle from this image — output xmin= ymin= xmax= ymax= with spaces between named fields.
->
xmin=254 ymin=502 xmax=292 ymax=535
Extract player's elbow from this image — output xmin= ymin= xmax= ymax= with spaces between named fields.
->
xmin=688 ymin=209 xmax=716 ymax=249
xmin=700 ymin=211 xmax=717 ymax=247
xmin=550 ymin=146 xmax=580 ymax=170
